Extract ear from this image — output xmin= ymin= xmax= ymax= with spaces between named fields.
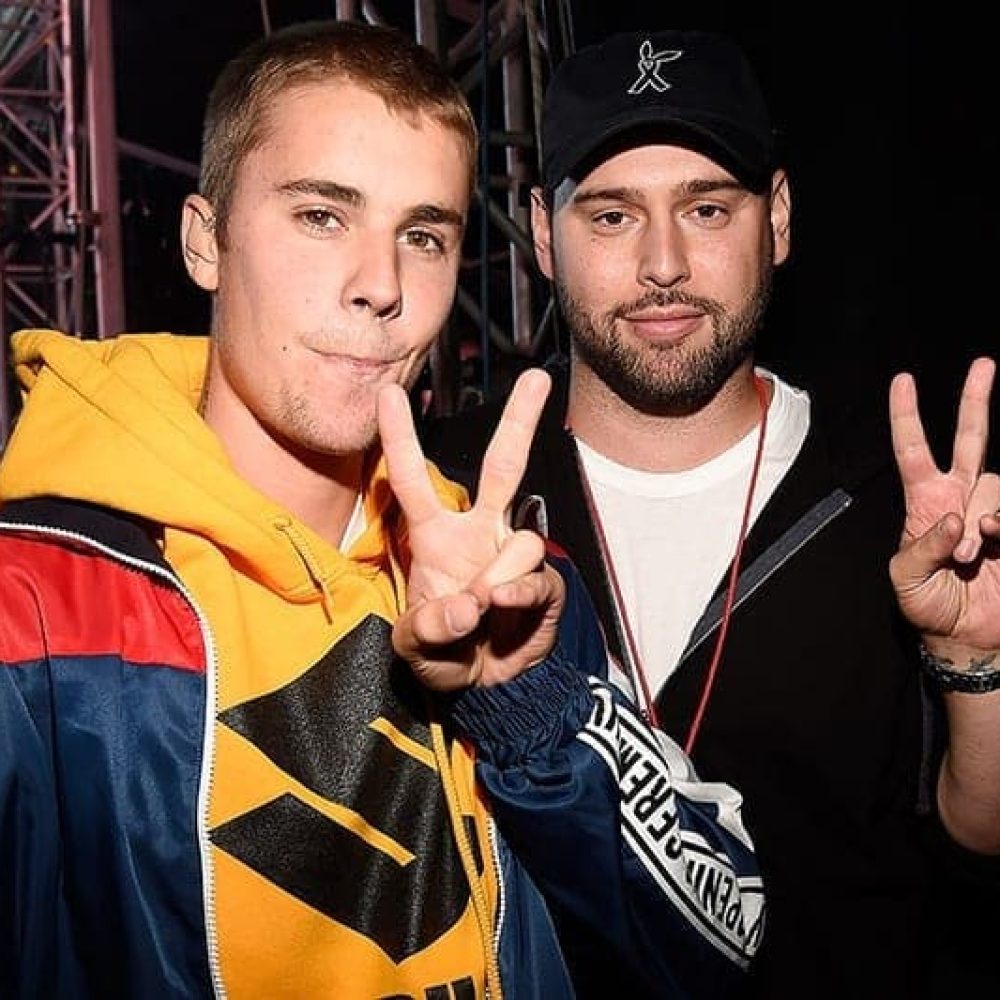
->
xmin=181 ymin=194 xmax=220 ymax=292
xmin=529 ymin=187 xmax=555 ymax=280
xmin=770 ymin=170 xmax=791 ymax=267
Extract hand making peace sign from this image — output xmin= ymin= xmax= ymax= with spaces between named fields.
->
xmin=378 ymin=368 xmax=565 ymax=691
xmin=889 ymin=356 xmax=1000 ymax=657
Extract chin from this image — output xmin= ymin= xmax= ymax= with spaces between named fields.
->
xmin=278 ymin=415 xmax=376 ymax=462
xmin=316 ymin=427 xmax=379 ymax=458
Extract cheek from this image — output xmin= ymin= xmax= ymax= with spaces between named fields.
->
xmin=567 ymin=262 xmax=632 ymax=316
xmin=687 ymin=241 xmax=751 ymax=292
xmin=213 ymin=326 xmax=269 ymax=410
xmin=227 ymin=214 xmax=319 ymax=304
xmin=405 ymin=265 xmax=460 ymax=341
xmin=216 ymin=240 xmax=281 ymax=329
xmin=247 ymin=251 xmax=331 ymax=338
xmin=556 ymin=232 xmax=633 ymax=292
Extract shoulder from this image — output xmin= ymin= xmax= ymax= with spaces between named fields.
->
xmin=0 ymin=499 xmax=201 ymax=670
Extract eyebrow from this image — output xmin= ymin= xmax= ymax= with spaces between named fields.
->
xmin=275 ymin=178 xmax=464 ymax=230
xmin=404 ymin=204 xmax=466 ymax=230
xmin=572 ymin=178 xmax=747 ymax=206
xmin=276 ymin=178 xmax=364 ymax=206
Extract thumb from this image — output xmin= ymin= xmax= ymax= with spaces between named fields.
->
xmin=392 ymin=591 xmax=483 ymax=661
xmin=890 ymin=512 xmax=964 ymax=591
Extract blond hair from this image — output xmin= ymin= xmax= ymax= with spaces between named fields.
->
xmin=199 ymin=19 xmax=477 ymax=244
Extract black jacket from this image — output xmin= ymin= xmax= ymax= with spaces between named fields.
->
xmin=423 ymin=355 xmax=1000 ymax=999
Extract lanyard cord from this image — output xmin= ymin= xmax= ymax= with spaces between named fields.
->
xmin=571 ymin=375 xmax=770 ymax=753
xmin=684 ymin=376 xmax=769 ymax=753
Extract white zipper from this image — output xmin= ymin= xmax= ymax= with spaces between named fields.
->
xmin=488 ymin=815 xmax=505 ymax=992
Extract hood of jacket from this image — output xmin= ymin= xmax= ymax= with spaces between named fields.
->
xmin=0 ymin=329 xmax=464 ymax=601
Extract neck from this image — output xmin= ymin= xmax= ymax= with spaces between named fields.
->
xmin=202 ymin=387 xmax=363 ymax=551
xmin=566 ymin=359 xmax=768 ymax=473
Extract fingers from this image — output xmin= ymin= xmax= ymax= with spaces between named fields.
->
xmin=892 ymin=489 xmax=1000 ymax=573
xmin=394 ymin=590 xmax=482 ymax=654
xmin=489 ymin=562 xmax=564 ymax=610
xmin=890 ymin=357 xmax=997 ymax=506
xmin=377 ymin=383 xmax=440 ymax=526
xmin=393 ymin=533 xmax=551 ymax=657
xmin=950 ymin=357 xmax=996 ymax=485
xmin=958 ymin=471 xmax=1000 ymax=561
xmin=464 ymin=528 xmax=547 ymax=605
xmin=983 ymin=509 xmax=1000 ymax=539
xmin=890 ymin=512 xmax=965 ymax=590
xmin=392 ymin=554 xmax=563 ymax=693
xmin=889 ymin=371 xmax=937 ymax=488
xmin=475 ymin=368 xmax=551 ymax=518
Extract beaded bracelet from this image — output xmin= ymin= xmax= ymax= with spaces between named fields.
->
xmin=918 ymin=643 xmax=1000 ymax=694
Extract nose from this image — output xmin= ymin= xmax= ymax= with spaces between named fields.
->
xmin=342 ymin=235 xmax=403 ymax=321
xmin=638 ymin=217 xmax=690 ymax=290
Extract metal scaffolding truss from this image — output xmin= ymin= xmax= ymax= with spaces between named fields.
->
xmin=0 ymin=0 xmax=123 ymax=443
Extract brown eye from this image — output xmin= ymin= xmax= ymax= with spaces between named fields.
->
xmin=297 ymin=208 xmax=341 ymax=232
xmin=402 ymin=229 xmax=446 ymax=254
xmin=594 ymin=210 xmax=628 ymax=228
xmin=690 ymin=204 xmax=729 ymax=226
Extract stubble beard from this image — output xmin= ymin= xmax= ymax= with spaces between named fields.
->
xmin=278 ymin=381 xmax=381 ymax=459
xmin=278 ymin=336 xmax=423 ymax=459
xmin=557 ymin=262 xmax=774 ymax=417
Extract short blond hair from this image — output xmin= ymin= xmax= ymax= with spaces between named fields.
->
xmin=199 ymin=19 xmax=477 ymax=244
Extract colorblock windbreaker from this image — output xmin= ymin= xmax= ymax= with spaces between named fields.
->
xmin=0 ymin=331 xmax=764 ymax=999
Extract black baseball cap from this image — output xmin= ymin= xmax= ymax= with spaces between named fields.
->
xmin=541 ymin=30 xmax=776 ymax=193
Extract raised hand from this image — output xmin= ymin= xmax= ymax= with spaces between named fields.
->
xmin=889 ymin=357 xmax=1000 ymax=652
xmin=377 ymin=368 xmax=565 ymax=691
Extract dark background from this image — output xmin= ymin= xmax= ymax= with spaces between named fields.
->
xmin=111 ymin=1 xmax=997 ymax=459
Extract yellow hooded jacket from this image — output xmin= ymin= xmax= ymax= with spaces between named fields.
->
xmin=0 ymin=330 xmax=500 ymax=999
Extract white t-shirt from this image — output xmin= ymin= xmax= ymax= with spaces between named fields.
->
xmin=575 ymin=370 xmax=810 ymax=698
xmin=339 ymin=493 xmax=366 ymax=553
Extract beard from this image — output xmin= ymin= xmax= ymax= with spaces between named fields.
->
xmin=557 ymin=260 xmax=774 ymax=417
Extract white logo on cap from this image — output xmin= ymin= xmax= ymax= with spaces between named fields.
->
xmin=627 ymin=40 xmax=682 ymax=95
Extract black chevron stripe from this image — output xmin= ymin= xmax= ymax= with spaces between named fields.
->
xmin=214 ymin=614 xmax=475 ymax=959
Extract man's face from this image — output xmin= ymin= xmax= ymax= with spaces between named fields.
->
xmin=186 ymin=80 xmax=470 ymax=457
xmin=533 ymin=144 xmax=789 ymax=414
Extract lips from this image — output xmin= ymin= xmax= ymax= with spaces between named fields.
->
xmin=306 ymin=350 xmax=402 ymax=385
xmin=334 ymin=354 xmax=393 ymax=366
xmin=307 ymin=342 xmax=403 ymax=365
xmin=620 ymin=308 xmax=705 ymax=342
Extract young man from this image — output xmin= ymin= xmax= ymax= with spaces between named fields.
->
xmin=424 ymin=29 xmax=1000 ymax=999
xmin=0 ymin=21 xmax=768 ymax=1000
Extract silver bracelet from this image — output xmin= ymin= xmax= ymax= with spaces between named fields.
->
xmin=918 ymin=643 xmax=1000 ymax=694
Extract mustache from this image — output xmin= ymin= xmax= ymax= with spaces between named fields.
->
xmin=611 ymin=289 xmax=725 ymax=322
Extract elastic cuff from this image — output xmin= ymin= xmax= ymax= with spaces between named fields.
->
xmin=451 ymin=648 xmax=593 ymax=757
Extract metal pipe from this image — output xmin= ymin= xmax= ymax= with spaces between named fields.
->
xmin=82 ymin=0 xmax=124 ymax=337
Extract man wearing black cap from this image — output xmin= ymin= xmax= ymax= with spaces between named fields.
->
xmin=425 ymin=28 xmax=1000 ymax=999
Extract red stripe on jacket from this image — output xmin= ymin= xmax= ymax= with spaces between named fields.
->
xmin=0 ymin=533 xmax=205 ymax=673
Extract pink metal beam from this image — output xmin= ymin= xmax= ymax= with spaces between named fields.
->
xmin=82 ymin=0 xmax=124 ymax=337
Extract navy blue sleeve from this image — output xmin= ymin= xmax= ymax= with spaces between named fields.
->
xmin=452 ymin=549 xmax=765 ymax=998
xmin=0 ymin=624 xmax=86 ymax=999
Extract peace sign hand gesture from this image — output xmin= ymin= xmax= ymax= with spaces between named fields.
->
xmin=889 ymin=357 xmax=1000 ymax=658
xmin=378 ymin=368 xmax=565 ymax=691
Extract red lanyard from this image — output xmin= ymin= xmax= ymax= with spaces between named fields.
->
xmin=572 ymin=376 xmax=770 ymax=754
